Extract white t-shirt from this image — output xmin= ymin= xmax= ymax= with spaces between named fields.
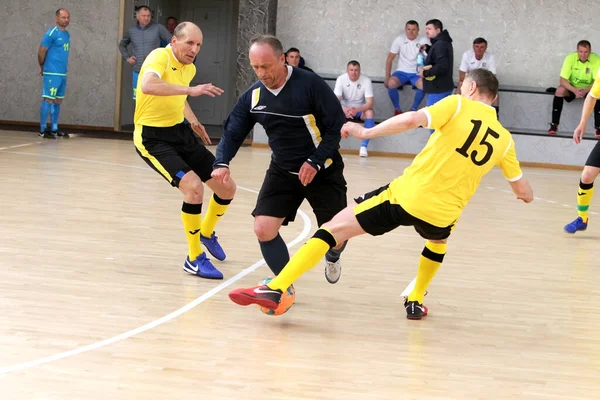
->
xmin=459 ymin=49 xmax=497 ymax=74
xmin=265 ymin=65 xmax=293 ymax=95
xmin=333 ymin=73 xmax=374 ymax=108
xmin=390 ymin=34 xmax=430 ymax=73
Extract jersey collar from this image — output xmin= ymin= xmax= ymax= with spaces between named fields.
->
xmin=165 ymin=45 xmax=185 ymax=69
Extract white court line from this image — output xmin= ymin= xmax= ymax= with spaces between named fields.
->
xmin=400 ymin=278 xmax=416 ymax=297
xmin=0 ymin=153 xmax=313 ymax=375
xmin=0 ymin=142 xmax=42 ymax=151
xmin=2 ymin=151 xmax=152 ymax=170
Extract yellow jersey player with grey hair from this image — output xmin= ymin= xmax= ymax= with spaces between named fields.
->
xmin=134 ymin=22 xmax=236 ymax=279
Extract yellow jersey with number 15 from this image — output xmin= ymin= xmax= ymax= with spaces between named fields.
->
xmin=390 ymin=95 xmax=523 ymax=227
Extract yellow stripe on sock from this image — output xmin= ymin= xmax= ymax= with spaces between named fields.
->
xmin=577 ymin=186 xmax=594 ymax=221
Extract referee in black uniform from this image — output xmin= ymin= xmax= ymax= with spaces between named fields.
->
xmin=211 ymin=34 xmax=348 ymax=284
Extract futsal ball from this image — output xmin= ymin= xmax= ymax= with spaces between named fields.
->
xmin=257 ymin=277 xmax=295 ymax=316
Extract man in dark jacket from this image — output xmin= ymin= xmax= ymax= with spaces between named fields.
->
xmin=212 ymin=35 xmax=348 ymax=285
xmin=419 ymin=19 xmax=454 ymax=107
xmin=119 ymin=6 xmax=172 ymax=100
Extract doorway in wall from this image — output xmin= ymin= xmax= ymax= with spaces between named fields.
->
xmin=117 ymin=0 xmax=239 ymax=139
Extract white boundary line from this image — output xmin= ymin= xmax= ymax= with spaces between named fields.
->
xmin=0 ymin=152 xmax=312 ymax=375
xmin=0 ymin=142 xmax=42 ymax=151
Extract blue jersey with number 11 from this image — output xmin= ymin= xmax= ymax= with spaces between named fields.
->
xmin=41 ymin=26 xmax=70 ymax=76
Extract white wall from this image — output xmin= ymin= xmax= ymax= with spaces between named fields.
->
xmin=277 ymin=0 xmax=600 ymax=87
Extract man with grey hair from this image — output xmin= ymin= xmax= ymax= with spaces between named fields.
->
xmin=133 ymin=22 xmax=236 ymax=279
xmin=119 ymin=5 xmax=172 ymax=100
xmin=212 ymin=34 xmax=349 ymax=285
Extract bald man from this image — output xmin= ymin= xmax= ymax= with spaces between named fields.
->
xmin=133 ymin=22 xmax=237 ymax=279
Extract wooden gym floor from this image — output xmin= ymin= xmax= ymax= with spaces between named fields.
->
xmin=0 ymin=130 xmax=599 ymax=399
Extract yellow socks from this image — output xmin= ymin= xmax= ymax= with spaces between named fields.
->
xmin=268 ymin=228 xmax=337 ymax=291
xmin=408 ymin=241 xmax=447 ymax=304
xmin=181 ymin=202 xmax=203 ymax=260
xmin=201 ymin=194 xmax=232 ymax=237
xmin=577 ymin=181 xmax=594 ymax=222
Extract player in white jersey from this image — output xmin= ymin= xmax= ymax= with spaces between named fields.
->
xmin=384 ymin=20 xmax=430 ymax=115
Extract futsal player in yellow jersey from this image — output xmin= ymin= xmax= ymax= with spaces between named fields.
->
xmin=563 ymin=70 xmax=600 ymax=234
xmin=229 ymin=69 xmax=534 ymax=320
xmin=134 ymin=22 xmax=236 ymax=279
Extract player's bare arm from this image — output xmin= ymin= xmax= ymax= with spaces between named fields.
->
xmin=342 ymin=110 xmax=428 ymax=140
xmin=574 ymin=94 xmax=598 ymax=144
xmin=509 ymin=178 xmax=534 ymax=203
xmin=141 ymin=72 xmax=223 ymax=98
xmin=37 ymin=46 xmax=48 ymax=76
xmin=184 ymin=101 xmax=211 ymax=145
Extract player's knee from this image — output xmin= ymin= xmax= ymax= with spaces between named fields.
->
xmin=208 ymin=176 xmax=236 ymax=200
xmin=428 ymin=239 xmax=447 ymax=244
xmin=555 ymin=86 xmax=569 ymax=97
xmin=179 ymin=175 xmax=204 ymax=202
xmin=253 ymin=218 xmax=279 ymax=242
xmin=220 ymin=179 xmax=237 ymax=199
xmin=364 ymin=109 xmax=374 ymax=119
xmin=388 ymin=77 xmax=401 ymax=88
xmin=581 ymin=167 xmax=599 ymax=184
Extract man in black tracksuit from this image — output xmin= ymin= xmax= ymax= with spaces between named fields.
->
xmin=420 ymin=19 xmax=454 ymax=108
xmin=211 ymin=34 xmax=348 ymax=285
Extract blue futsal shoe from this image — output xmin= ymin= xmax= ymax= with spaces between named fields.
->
xmin=564 ymin=216 xmax=588 ymax=234
xmin=183 ymin=253 xmax=223 ymax=279
xmin=200 ymin=232 xmax=226 ymax=261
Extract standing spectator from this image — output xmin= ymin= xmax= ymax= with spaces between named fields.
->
xmin=384 ymin=20 xmax=430 ymax=115
xmin=548 ymin=40 xmax=600 ymax=135
xmin=458 ymin=37 xmax=499 ymax=115
xmin=334 ymin=60 xmax=375 ymax=157
xmin=119 ymin=6 xmax=172 ymax=100
xmin=160 ymin=16 xmax=178 ymax=46
xmin=38 ymin=8 xmax=71 ymax=139
xmin=419 ymin=19 xmax=454 ymax=109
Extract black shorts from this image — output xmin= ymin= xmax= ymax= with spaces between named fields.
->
xmin=585 ymin=140 xmax=600 ymax=168
xmin=252 ymin=153 xmax=347 ymax=226
xmin=353 ymin=184 xmax=454 ymax=241
xmin=134 ymin=123 xmax=215 ymax=187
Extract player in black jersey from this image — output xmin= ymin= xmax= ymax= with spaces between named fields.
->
xmin=212 ymin=34 xmax=348 ymax=284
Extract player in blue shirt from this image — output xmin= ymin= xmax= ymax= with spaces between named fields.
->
xmin=38 ymin=8 xmax=71 ymax=138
